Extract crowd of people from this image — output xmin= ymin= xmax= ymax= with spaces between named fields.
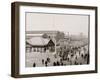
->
xmin=57 ymin=45 xmax=89 ymax=65
xmin=31 ymin=44 xmax=89 ymax=67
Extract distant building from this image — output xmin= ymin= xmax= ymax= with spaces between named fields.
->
xmin=26 ymin=31 xmax=58 ymax=42
xmin=26 ymin=37 xmax=55 ymax=53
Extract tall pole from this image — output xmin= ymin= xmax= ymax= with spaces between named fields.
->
xmin=55 ymin=39 xmax=56 ymax=54
xmin=52 ymin=15 xmax=56 ymax=54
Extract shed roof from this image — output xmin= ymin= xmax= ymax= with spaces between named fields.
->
xmin=27 ymin=37 xmax=50 ymax=46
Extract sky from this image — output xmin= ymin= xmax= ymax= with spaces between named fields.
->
xmin=26 ymin=12 xmax=89 ymax=36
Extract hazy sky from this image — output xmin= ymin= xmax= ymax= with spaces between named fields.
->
xmin=26 ymin=12 xmax=89 ymax=36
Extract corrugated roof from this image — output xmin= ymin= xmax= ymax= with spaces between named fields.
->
xmin=26 ymin=31 xmax=58 ymax=34
xmin=27 ymin=37 xmax=50 ymax=46
xmin=26 ymin=33 xmax=43 ymax=36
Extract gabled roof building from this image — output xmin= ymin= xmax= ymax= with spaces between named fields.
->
xmin=26 ymin=37 xmax=55 ymax=53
